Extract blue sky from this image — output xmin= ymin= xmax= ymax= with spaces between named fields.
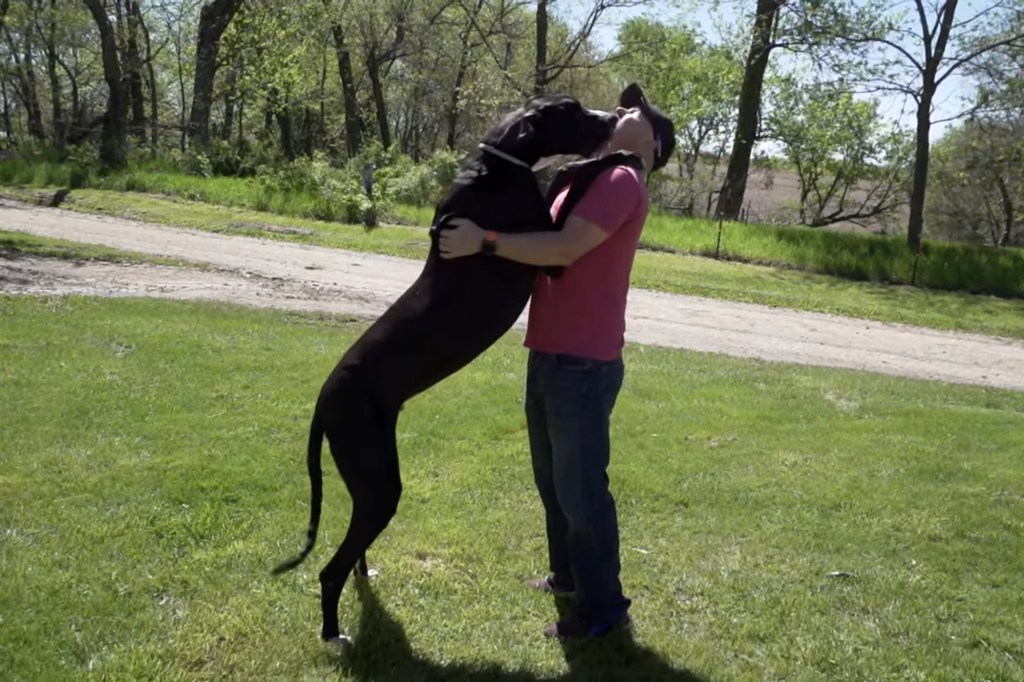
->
xmin=563 ymin=0 xmax=988 ymax=141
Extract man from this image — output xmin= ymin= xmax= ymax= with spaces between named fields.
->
xmin=438 ymin=83 xmax=675 ymax=638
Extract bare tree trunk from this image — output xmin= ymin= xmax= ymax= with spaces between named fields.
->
xmin=277 ymin=107 xmax=294 ymax=160
xmin=237 ymin=96 xmax=244 ymax=146
xmin=23 ymin=1 xmax=45 ymax=141
xmin=3 ymin=4 xmax=46 ymax=142
xmin=188 ymin=0 xmax=244 ymax=148
xmin=221 ymin=61 xmax=238 ymax=141
xmin=715 ymin=0 xmax=782 ymax=220
xmin=127 ymin=0 xmax=157 ymax=149
xmin=906 ymin=0 xmax=960 ymax=253
xmin=534 ymin=0 xmax=548 ymax=96
xmin=301 ymin=107 xmax=316 ymax=157
xmin=330 ymin=23 xmax=362 ymax=157
xmin=318 ymin=48 xmax=326 ymax=153
xmin=366 ymin=54 xmax=390 ymax=149
xmin=446 ymin=0 xmax=481 ymax=149
xmin=55 ymin=53 xmax=82 ymax=140
xmin=906 ymin=86 xmax=932 ymax=252
xmin=360 ymin=8 xmax=405 ymax=151
xmin=176 ymin=28 xmax=188 ymax=152
xmin=123 ymin=1 xmax=146 ymax=141
xmin=445 ymin=54 xmax=469 ymax=149
xmin=0 ymin=78 xmax=12 ymax=142
xmin=266 ymin=87 xmax=294 ymax=160
xmin=996 ymin=175 xmax=1014 ymax=247
xmin=83 ymin=0 xmax=128 ymax=168
xmin=44 ymin=0 xmax=65 ymax=153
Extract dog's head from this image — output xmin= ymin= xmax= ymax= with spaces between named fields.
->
xmin=481 ymin=95 xmax=617 ymax=168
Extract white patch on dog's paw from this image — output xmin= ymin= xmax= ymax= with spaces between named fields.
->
xmin=365 ymin=568 xmax=380 ymax=578
xmin=325 ymin=634 xmax=353 ymax=648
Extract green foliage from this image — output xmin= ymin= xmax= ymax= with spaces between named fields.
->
xmin=765 ymin=77 xmax=911 ymax=227
xmin=640 ymin=211 xmax=1024 ymax=299
xmin=0 ymin=153 xmax=97 ymax=189
xmin=616 ymin=18 xmax=742 ymax=215
xmin=256 ymin=153 xmax=376 ymax=224
xmin=926 ymin=119 xmax=1024 ymax=247
xmin=373 ymin=147 xmax=462 ymax=207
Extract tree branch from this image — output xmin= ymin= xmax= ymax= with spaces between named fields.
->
xmin=915 ymin=0 xmax=933 ymax=60
xmin=457 ymin=0 xmax=531 ymax=99
xmin=841 ymin=34 xmax=925 ymax=73
xmin=936 ymin=32 xmax=1024 ymax=86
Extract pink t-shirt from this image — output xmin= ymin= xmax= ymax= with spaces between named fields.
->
xmin=525 ymin=165 xmax=648 ymax=361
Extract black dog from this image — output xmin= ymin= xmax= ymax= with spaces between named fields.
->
xmin=274 ymin=96 xmax=617 ymax=642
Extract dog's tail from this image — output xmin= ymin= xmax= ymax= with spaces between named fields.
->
xmin=272 ymin=411 xmax=325 ymax=575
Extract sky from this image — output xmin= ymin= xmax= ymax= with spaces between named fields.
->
xmin=558 ymin=0 xmax=992 ymax=142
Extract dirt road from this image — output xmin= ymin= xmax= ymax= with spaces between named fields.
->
xmin=3 ymin=198 xmax=1024 ymax=392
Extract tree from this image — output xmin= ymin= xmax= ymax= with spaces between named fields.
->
xmin=150 ymin=0 xmax=200 ymax=151
xmin=713 ymin=0 xmax=889 ymax=221
xmin=533 ymin=0 xmax=648 ymax=95
xmin=836 ymin=0 xmax=1024 ymax=251
xmin=765 ymin=77 xmax=910 ymax=227
xmin=927 ymin=117 xmax=1023 ymax=247
xmin=327 ymin=0 xmax=362 ymax=156
xmin=616 ymin=18 xmax=741 ymax=215
xmin=187 ymin=0 xmax=243 ymax=148
xmin=83 ymin=0 xmax=128 ymax=168
xmin=40 ymin=0 xmax=66 ymax=152
xmin=3 ymin=0 xmax=46 ymax=141
xmin=714 ymin=0 xmax=782 ymax=220
xmin=356 ymin=0 xmax=412 ymax=149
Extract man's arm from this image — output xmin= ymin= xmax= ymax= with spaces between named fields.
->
xmin=438 ymin=215 xmax=609 ymax=266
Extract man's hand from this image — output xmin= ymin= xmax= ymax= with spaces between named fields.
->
xmin=438 ymin=217 xmax=486 ymax=259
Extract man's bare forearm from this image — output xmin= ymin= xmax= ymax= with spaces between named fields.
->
xmin=491 ymin=230 xmax=574 ymax=266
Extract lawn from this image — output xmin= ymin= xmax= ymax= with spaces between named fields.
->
xmin=2 ymin=295 xmax=1023 ymax=680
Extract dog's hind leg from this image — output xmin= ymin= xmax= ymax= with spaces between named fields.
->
xmin=318 ymin=402 xmax=402 ymax=642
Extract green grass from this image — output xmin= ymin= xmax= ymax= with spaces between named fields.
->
xmin=2 ymin=295 xmax=1024 ymax=680
xmin=641 ymin=212 xmax=1024 ymax=299
xmin=0 ymin=186 xmax=431 ymax=260
xmin=4 ymin=157 xmax=1023 ymax=297
xmin=392 ymin=202 xmax=437 ymax=228
xmin=5 ymin=186 xmax=1024 ymax=341
xmin=0 ymin=157 xmax=379 ymax=226
xmin=0 ymin=229 xmax=195 ymax=267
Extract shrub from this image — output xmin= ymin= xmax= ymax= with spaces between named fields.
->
xmin=256 ymin=153 xmax=375 ymax=224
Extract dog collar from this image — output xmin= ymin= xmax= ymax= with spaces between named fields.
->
xmin=477 ymin=144 xmax=532 ymax=169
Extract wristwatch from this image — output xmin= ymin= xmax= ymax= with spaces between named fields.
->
xmin=480 ymin=230 xmax=497 ymax=256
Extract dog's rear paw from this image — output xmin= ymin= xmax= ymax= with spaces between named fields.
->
xmin=324 ymin=633 xmax=353 ymax=648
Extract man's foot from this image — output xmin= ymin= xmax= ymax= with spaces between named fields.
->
xmin=543 ymin=614 xmax=631 ymax=639
xmin=526 ymin=575 xmax=576 ymax=597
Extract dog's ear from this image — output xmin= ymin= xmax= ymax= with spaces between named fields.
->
xmin=495 ymin=109 xmax=540 ymax=148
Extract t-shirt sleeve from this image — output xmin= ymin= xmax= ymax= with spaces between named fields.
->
xmin=569 ymin=166 xmax=643 ymax=235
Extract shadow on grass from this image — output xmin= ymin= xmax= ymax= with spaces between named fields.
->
xmin=329 ymin=579 xmax=708 ymax=681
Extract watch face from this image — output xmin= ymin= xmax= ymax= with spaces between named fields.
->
xmin=480 ymin=239 xmax=497 ymax=256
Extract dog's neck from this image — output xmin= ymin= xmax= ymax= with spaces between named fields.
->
xmin=477 ymin=144 xmax=532 ymax=169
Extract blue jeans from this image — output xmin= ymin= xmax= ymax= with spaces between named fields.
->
xmin=524 ymin=350 xmax=630 ymax=624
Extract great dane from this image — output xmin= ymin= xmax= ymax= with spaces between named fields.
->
xmin=273 ymin=95 xmax=617 ymax=642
